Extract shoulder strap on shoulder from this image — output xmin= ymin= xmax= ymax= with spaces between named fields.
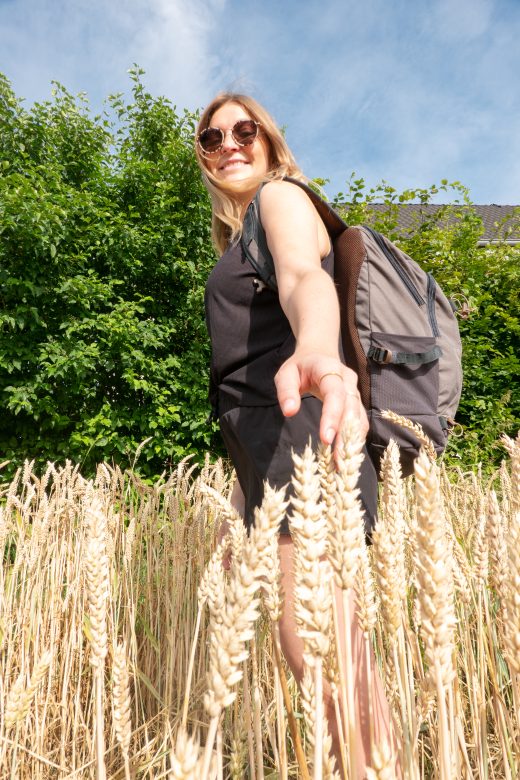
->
xmin=241 ymin=177 xmax=347 ymax=292
xmin=283 ymin=177 xmax=347 ymax=238
xmin=241 ymin=182 xmax=278 ymax=290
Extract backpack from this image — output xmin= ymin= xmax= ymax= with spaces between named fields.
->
xmin=241 ymin=177 xmax=463 ymax=477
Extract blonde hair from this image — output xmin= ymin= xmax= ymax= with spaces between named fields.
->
xmin=195 ymin=92 xmax=306 ymax=255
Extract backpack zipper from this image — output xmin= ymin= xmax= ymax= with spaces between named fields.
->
xmin=363 ymin=226 xmax=425 ymax=306
xmin=427 ymin=273 xmax=440 ymax=337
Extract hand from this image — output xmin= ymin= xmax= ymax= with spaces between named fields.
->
xmin=274 ymin=351 xmax=368 ymax=454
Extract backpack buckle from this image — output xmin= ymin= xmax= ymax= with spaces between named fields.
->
xmin=369 ymin=347 xmax=393 ymax=364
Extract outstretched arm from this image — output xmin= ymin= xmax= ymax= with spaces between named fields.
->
xmin=259 ymin=181 xmax=368 ymax=451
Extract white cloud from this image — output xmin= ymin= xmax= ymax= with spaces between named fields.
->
xmin=125 ymin=0 xmax=228 ymax=110
xmin=0 ymin=0 xmax=227 ymax=111
xmin=1 ymin=0 xmax=518 ymax=201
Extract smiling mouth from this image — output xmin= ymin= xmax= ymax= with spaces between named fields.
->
xmin=220 ymin=160 xmax=249 ymax=170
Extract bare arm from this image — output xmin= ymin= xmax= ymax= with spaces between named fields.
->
xmin=259 ymin=181 xmax=367 ymax=449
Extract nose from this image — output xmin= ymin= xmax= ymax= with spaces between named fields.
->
xmin=221 ymin=128 xmax=239 ymax=151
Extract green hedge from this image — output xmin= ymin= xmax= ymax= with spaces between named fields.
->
xmin=0 ymin=69 xmax=218 ymax=476
xmin=0 ymin=73 xmax=518 ymax=476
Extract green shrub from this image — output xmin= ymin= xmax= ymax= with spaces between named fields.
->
xmin=0 ymin=75 xmax=518 ymax=477
xmin=0 ymin=69 xmax=218 ymax=477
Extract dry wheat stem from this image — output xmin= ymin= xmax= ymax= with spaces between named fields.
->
xmin=501 ymin=432 xmax=520 ymax=513
xmin=84 ymin=495 xmax=110 ymax=780
xmin=3 ymin=442 xmax=520 ymax=777
xmin=271 ymin=622 xmax=311 ymax=780
xmin=112 ymin=641 xmax=132 ymax=780
xmin=4 ymin=649 xmax=51 ymax=729
xmin=381 ymin=410 xmax=437 ymax=462
xmin=251 ymin=635 xmax=265 ymax=780
xmin=413 ymin=451 xmax=457 ymax=690
xmin=414 ymin=449 xmax=457 ymax=779
xmin=201 ymin=485 xmax=284 ymax=778
xmin=325 ymin=416 xmax=368 ymax=780
xmin=503 ymin=511 xmax=520 ymax=676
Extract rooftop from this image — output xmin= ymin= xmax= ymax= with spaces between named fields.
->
xmin=339 ymin=204 xmax=520 ymax=245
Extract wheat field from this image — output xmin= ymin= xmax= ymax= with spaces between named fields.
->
xmin=0 ymin=424 xmax=519 ymax=779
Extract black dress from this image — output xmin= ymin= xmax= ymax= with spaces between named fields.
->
xmin=205 ymin=240 xmax=377 ymax=534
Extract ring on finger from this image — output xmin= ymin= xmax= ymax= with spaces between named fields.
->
xmin=345 ymin=390 xmax=360 ymax=400
xmin=319 ymin=371 xmax=343 ymax=386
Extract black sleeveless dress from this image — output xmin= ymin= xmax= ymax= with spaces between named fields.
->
xmin=204 ymin=240 xmax=377 ymax=534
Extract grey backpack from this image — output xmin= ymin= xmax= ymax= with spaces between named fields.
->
xmin=241 ymin=178 xmax=463 ymax=476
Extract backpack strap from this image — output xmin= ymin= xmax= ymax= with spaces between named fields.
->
xmin=241 ymin=177 xmax=348 ymax=292
xmin=367 ymin=345 xmax=443 ymax=365
xmin=241 ymin=183 xmax=278 ymax=290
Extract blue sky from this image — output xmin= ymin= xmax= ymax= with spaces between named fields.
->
xmin=1 ymin=0 xmax=519 ymax=203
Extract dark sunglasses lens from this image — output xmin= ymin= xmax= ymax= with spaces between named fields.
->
xmin=233 ymin=120 xmax=258 ymax=145
xmin=199 ymin=127 xmax=224 ymax=153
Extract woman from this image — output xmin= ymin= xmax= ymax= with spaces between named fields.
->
xmin=196 ymin=92 xmax=395 ymax=777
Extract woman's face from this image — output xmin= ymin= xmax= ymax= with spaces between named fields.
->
xmin=202 ymin=102 xmax=271 ymax=189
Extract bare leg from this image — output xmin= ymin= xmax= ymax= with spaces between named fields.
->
xmin=229 ymin=478 xmax=246 ymax=517
xmin=277 ymin=536 xmax=397 ymax=779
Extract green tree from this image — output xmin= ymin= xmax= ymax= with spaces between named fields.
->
xmin=0 ymin=69 xmax=217 ymax=476
xmin=0 ymin=74 xmax=518 ymax=477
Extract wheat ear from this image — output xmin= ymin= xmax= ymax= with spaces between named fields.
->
xmin=413 ymin=449 xmax=457 ymax=780
xmin=169 ymin=728 xmax=206 ymax=779
xmin=487 ymin=490 xmax=509 ymax=604
xmin=289 ymin=444 xmax=333 ymax=780
xmin=200 ymin=484 xmax=283 ymax=779
xmin=501 ymin=432 xmax=520 ymax=514
xmin=84 ymin=494 xmax=109 ymax=780
xmin=365 ymin=740 xmax=398 ymax=780
xmin=503 ymin=511 xmax=520 ymax=676
xmin=112 ymin=642 xmax=132 ymax=780
xmin=327 ymin=416 xmax=367 ymax=780
xmin=380 ymin=440 xmax=407 ymax=601
xmin=4 ymin=650 xmax=51 ymax=729
xmin=382 ymin=410 xmax=437 ymax=462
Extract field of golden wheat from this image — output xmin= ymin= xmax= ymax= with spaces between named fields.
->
xmin=0 ymin=424 xmax=519 ymax=779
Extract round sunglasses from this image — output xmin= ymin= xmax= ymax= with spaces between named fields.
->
xmin=197 ymin=119 xmax=261 ymax=156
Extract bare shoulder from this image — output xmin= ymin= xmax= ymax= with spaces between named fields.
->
xmin=259 ymin=179 xmax=316 ymax=222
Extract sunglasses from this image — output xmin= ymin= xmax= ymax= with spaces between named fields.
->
xmin=197 ymin=119 xmax=261 ymax=156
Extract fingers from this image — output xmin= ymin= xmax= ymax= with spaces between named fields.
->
xmin=333 ymin=396 xmax=369 ymax=463
xmin=319 ymin=372 xmax=347 ymax=444
xmin=319 ymin=373 xmax=366 ymax=447
xmin=275 ymin=360 xmax=302 ymax=417
xmin=275 ymin=355 xmax=367 ymax=448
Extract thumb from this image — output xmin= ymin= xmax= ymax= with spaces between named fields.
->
xmin=275 ymin=360 xmax=302 ymax=417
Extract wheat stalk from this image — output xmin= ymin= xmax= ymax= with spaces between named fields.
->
xmin=503 ymin=511 xmax=520 ymax=676
xmin=501 ymin=432 xmax=520 ymax=514
xmin=112 ymin=641 xmax=132 ymax=780
xmin=381 ymin=410 xmax=437 ymax=462
xmin=84 ymin=493 xmax=109 ymax=780
xmin=300 ymin=665 xmax=340 ymax=779
xmin=200 ymin=484 xmax=284 ymax=779
xmin=413 ymin=449 xmax=457 ymax=779
xmin=4 ymin=649 xmax=51 ymax=729
xmin=487 ymin=489 xmax=509 ymax=600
